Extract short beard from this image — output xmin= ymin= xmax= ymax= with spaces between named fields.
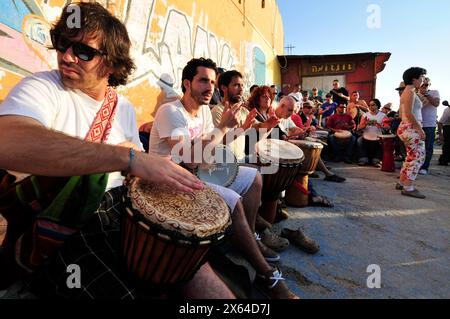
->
xmin=229 ymin=94 xmax=241 ymax=104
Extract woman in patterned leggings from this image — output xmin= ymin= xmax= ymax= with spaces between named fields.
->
xmin=397 ymin=67 xmax=427 ymax=198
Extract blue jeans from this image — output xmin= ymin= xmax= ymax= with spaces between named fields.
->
xmin=421 ymin=127 xmax=436 ymax=170
xmin=328 ymin=134 xmax=356 ymax=160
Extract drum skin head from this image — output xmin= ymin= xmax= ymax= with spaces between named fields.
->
xmin=128 ymin=178 xmax=231 ymax=239
xmin=196 ymin=145 xmax=238 ymax=187
xmin=256 ymin=139 xmax=304 ymax=164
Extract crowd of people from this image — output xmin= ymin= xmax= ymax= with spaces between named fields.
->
xmin=0 ymin=2 xmax=448 ymax=300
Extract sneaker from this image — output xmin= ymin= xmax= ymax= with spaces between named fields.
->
xmin=256 ymin=268 xmax=300 ymax=299
xmin=395 ymin=182 xmax=404 ymax=190
xmin=281 ymin=228 xmax=320 ymax=254
xmin=358 ymin=158 xmax=368 ymax=166
xmin=255 ymin=233 xmax=280 ymax=263
xmin=261 ymin=228 xmax=290 ymax=252
xmin=418 ymin=169 xmax=428 ymax=175
xmin=372 ymin=159 xmax=382 ymax=168
xmin=401 ymin=188 xmax=426 ymax=199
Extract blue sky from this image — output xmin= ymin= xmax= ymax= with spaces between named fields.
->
xmin=276 ymin=0 xmax=450 ymax=117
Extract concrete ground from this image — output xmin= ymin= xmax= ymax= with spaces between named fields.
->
xmin=275 ymin=149 xmax=449 ymax=299
xmin=1 ymin=150 xmax=449 ymax=299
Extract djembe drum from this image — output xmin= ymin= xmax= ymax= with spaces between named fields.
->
xmin=122 ymin=178 xmax=231 ymax=286
xmin=255 ymin=139 xmax=304 ymax=224
xmin=379 ymin=134 xmax=396 ymax=172
xmin=334 ymin=130 xmax=352 ymax=145
xmin=284 ymin=140 xmax=323 ymax=207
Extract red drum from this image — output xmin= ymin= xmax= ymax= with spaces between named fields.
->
xmin=122 ymin=178 xmax=231 ymax=286
xmin=379 ymin=134 xmax=396 ymax=172
xmin=255 ymin=139 xmax=304 ymax=224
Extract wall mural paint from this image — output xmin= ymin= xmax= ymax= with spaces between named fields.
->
xmin=0 ymin=0 xmax=283 ymax=124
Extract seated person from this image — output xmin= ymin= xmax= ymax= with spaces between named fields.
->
xmin=300 ymin=100 xmax=319 ymax=129
xmin=275 ymin=97 xmax=346 ymax=183
xmin=318 ymin=93 xmax=337 ymax=128
xmin=347 ymin=91 xmax=369 ymax=126
xmin=210 ymin=70 xmax=288 ymax=254
xmin=326 ymin=103 xmax=356 ymax=163
xmin=356 ymin=99 xmax=387 ymax=167
xmin=149 ymin=58 xmax=298 ymax=299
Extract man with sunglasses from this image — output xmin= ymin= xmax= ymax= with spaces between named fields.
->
xmin=0 ymin=3 xmax=232 ymax=299
xmin=417 ymin=77 xmax=440 ymax=175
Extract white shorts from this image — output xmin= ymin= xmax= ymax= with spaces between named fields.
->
xmin=206 ymin=166 xmax=257 ymax=212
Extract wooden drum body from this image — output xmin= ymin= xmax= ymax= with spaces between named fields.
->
xmin=285 ymin=140 xmax=323 ymax=207
xmin=122 ymin=178 xmax=231 ymax=286
xmin=255 ymin=139 xmax=304 ymax=224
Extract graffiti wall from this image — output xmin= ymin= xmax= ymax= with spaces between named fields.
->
xmin=0 ymin=0 xmax=284 ymax=124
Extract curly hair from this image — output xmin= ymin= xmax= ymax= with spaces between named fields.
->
xmin=246 ymin=85 xmax=272 ymax=111
xmin=51 ymin=2 xmax=135 ymax=87
xmin=181 ymin=58 xmax=217 ymax=93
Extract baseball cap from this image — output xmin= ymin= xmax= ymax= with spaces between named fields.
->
xmin=395 ymin=81 xmax=406 ymax=91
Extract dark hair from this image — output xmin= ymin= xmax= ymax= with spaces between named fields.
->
xmin=352 ymin=91 xmax=359 ymax=94
xmin=333 ymin=79 xmax=339 ymax=83
xmin=402 ymin=67 xmax=427 ymax=85
xmin=218 ymin=70 xmax=242 ymax=97
xmin=181 ymin=58 xmax=217 ymax=93
xmin=302 ymin=90 xmax=309 ymax=97
xmin=326 ymin=93 xmax=332 ymax=98
xmin=51 ymin=2 xmax=135 ymax=87
xmin=247 ymin=86 xmax=271 ymax=110
xmin=249 ymin=85 xmax=259 ymax=94
xmin=370 ymin=98 xmax=381 ymax=109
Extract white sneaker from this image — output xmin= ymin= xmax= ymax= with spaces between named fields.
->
xmin=418 ymin=169 xmax=428 ymax=175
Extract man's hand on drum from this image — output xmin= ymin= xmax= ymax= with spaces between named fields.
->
xmin=219 ymin=101 xmax=241 ymax=129
xmin=131 ymin=152 xmax=204 ymax=193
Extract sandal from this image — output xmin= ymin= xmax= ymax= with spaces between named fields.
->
xmin=324 ymin=174 xmax=346 ymax=183
xmin=309 ymin=195 xmax=334 ymax=207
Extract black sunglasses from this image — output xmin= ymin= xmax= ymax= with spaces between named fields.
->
xmin=51 ymin=33 xmax=106 ymax=61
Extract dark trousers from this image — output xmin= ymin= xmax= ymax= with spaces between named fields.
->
xmin=357 ymin=136 xmax=382 ymax=162
xmin=421 ymin=127 xmax=436 ymax=170
xmin=328 ymin=134 xmax=356 ymax=160
xmin=440 ymin=126 xmax=450 ymax=163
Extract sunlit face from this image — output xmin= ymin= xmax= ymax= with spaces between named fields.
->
xmin=225 ymin=76 xmax=244 ymax=104
xmin=57 ymin=32 xmax=111 ymax=93
xmin=368 ymin=101 xmax=378 ymax=113
xmin=258 ymin=92 xmax=272 ymax=111
xmin=280 ymin=99 xmax=295 ymax=119
xmin=420 ymin=79 xmax=430 ymax=94
xmin=303 ymin=105 xmax=313 ymax=115
xmin=412 ymin=75 xmax=425 ymax=90
xmin=351 ymin=92 xmax=359 ymax=101
xmin=336 ymin=104 xmax=346 ymax=114
xmin=185 ymin=66 xmax=216 ymax=105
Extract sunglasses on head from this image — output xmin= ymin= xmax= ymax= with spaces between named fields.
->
xmin=51 ymin=33 xmax=106 ymax=61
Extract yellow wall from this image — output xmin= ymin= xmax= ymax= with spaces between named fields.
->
xmin=0 ymin=0 xmax=284 ymax=125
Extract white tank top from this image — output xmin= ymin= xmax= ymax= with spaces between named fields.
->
xmin=412 ymin=93 xmax=423 ymax=123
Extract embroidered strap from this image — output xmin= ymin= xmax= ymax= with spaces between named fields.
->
xmin=85 ymin=87 xmax=118 ymax=143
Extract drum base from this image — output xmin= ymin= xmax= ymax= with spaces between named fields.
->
xmin=284 ymin=175 xmax=309 ymax=208
xmin=381 ymin=138 xmax=395 ymax=172
xmin=258 ymin=200 xmax=279 ymax=225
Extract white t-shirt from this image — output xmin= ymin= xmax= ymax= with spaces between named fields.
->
xmin=278 ymin=117 xmax=298 ymax=135
xmin=211 ymin=103 xmax=249 ymax=161
xmin=421 ymin=90 xmax=440 ymax=127
xmin=149 ymin=100 xmax=214 ymax=157
xmin=362 ymin=111 xmax=386 ymax=134
xmin=0 ymin=70 xmax=142 ymax=191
